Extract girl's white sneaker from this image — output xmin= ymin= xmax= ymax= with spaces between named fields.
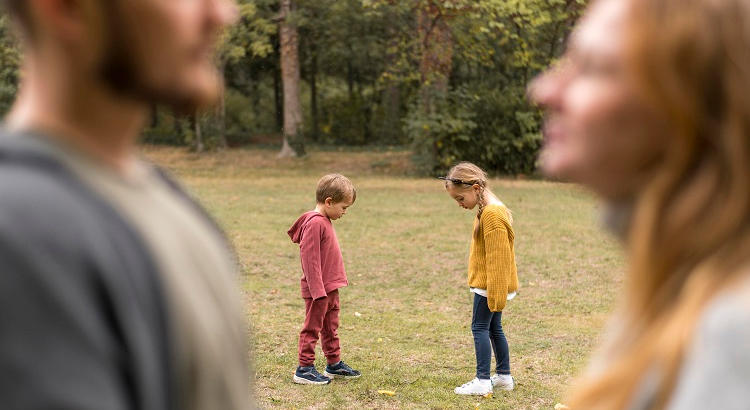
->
xmin=454 ymin=377 xmax=493 ymax=395
xmin=491 ymin=373 xmax=514 ymax=390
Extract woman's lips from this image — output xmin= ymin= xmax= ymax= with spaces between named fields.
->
xmin=543 ymin=120 xmax=566 ymax=145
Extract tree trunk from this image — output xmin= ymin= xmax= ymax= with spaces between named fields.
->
xmin=251 ymin=69 xmax=261 ymax=126
xmin=346 ymin=60 xmax=354 ymax=102
xmin=278 ymin=0 xmax=305 ymax=158
xmin=413 ymin=1 xmax=455 ymax=172
xmin=217 ymin=90 xmax=228 ymax=149
xmin=382 ymin=16 xmax=402 ymax=144
xmin=192 ymin=114 xmax=204 ymax=153
xmin=418 ymin=1 xmax=454 ymax=114
xmin=310 ymin=50 xmax=318 ymax=142
xmin=278 ymin=137 xmax=296 ymax=157
xmin=383 ymin=83 xmax=401 ymax=143
xmin=273 ymin=59 xmax=283 ymax=131
xmin=216 ymin=62 xmax=228 ymax=149
xmin=150 ymin=104 xmax=159 ymax=128
xmin=175 ymin=113 xmax=184 ymax=143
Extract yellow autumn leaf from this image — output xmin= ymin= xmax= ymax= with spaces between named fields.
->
xmin=377 ymin=390 xmax=396 ymax=396
xmin=482 ymin=392 xmax=493 ymax=399
xmin=554 ymin=404 xmax=570 ymax=410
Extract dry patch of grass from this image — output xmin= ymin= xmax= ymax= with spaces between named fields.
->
xmin=140 ymin=145 xmax=414 ymax=177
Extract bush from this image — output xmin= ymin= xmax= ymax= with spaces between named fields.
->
xmin=142 ymin=109 xmax=189 ymax=145
xmin=316 ymin=93 xmax=370 ymax=145
xmin=224 ymin=89 xmax=259 ymax=146
xmin=406 ymin=87 xmax=478 ymax=174
xmin=406 ymin=86 xmax=542 ymax=176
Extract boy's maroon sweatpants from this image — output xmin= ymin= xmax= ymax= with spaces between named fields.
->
xmin=298 ymin=289 xmax=341 ymax=367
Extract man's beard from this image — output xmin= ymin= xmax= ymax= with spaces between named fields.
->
xmin=97 ymin=3 xmax=220 ymax=115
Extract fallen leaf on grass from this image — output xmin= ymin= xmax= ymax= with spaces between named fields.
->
xmin=377 ymin=338 xmax=383 ymax=343
xmin=554 ymin=404 xmax=570 ymax=410
xmin=354 ymin=312 xmax=363 ymax=317
xmin=377 ymin=390 xmax=396 ymax=396
xmin=482 ymin=392 xmax=493 ymax=399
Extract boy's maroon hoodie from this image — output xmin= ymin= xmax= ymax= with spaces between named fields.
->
xmin=288 ymin=211 xmax=348 ymax=300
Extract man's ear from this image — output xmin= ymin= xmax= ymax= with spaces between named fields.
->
xmin=32 ymin=0 xmax=90 ymax=44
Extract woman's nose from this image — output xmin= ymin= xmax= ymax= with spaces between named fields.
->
xmin=528 ymin=60 xmax=569 ymax=109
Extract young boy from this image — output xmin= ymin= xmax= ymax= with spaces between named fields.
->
xmin=287 ymin=174 xmax=361 ymax=385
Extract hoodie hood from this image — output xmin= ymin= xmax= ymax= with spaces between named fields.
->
xmin=288 ymin=211 xmax=327 ymax=244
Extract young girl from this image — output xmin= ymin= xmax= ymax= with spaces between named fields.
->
xmin=441 ymin=162 xmax=519 ymax=396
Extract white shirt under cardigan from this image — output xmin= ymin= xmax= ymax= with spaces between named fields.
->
xmin=470 ymin=287 xmax=516 ymax=301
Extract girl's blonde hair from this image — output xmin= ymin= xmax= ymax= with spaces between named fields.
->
xmin=444 ymin=162 xmax=512 ymax=233
xmin=568 ymin=0 xmax=750 ymax=408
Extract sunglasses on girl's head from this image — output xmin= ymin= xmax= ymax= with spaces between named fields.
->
xmin=438 ymin=176 xmax=475 ymax=186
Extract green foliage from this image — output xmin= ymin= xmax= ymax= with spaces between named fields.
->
xmin=0 ymin=0 xmax=585 ymax=172
xmin=470 ymin=86 xmax=544 ymax=175
xmin=406 ymin=88 xmax=478 ymax=173
xmin=362 ymin=0 xmax=584 ymax=174
xmin=142 ymin=109 xmax=189 ymax=145
xmin=224 ymin=89 xmax=262 ymax=145
xmin=143 ymin=0 xmax=277 ymax=148
xmin=0 ymin=16 xmax=20 ymax=115
xmin=402 ymin=0 xmax=583 ymax=175
xmin=406 ymin=86 xmax=542 ymax=176
xmin=219 ymin=0 xmax=276 ymax=64
xmin=316 ymin=93 xmax=369 ymax=145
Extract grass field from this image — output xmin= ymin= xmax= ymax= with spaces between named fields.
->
xmin=145 ymin=146 xmax=625 ymax=409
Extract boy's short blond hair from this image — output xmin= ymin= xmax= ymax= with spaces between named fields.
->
xmin=316 ymin=174 xmax=356 ymax=204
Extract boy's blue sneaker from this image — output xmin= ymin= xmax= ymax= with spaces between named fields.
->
xmin=293 ymin=366 xmax=331 ymax=385
xmin=324 ymin=361 xmax=361 ymax=379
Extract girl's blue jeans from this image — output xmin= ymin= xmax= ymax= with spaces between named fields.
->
xmin=471 ymin=292 xmax=510 ymax=379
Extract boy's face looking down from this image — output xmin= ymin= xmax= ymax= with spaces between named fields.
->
xmin=321 ymin=196 xmax=353 ymax=220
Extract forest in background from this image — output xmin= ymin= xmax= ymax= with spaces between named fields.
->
xmin=0 ymin=0 xmax=585 ymax=174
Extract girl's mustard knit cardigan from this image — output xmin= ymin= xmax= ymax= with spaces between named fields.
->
xmin=468 ymin=204 xmax=519 ymax=311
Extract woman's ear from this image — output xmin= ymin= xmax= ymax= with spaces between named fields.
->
xmin=473 ymin=183 xmax=481 ymax=193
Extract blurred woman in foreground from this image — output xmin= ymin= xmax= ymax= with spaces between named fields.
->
xmin=531 ymin=0 xmax=750 ymax=408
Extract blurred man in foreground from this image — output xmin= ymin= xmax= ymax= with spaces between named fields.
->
xmin=0 ymin=0 xmax=252 ymax=408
